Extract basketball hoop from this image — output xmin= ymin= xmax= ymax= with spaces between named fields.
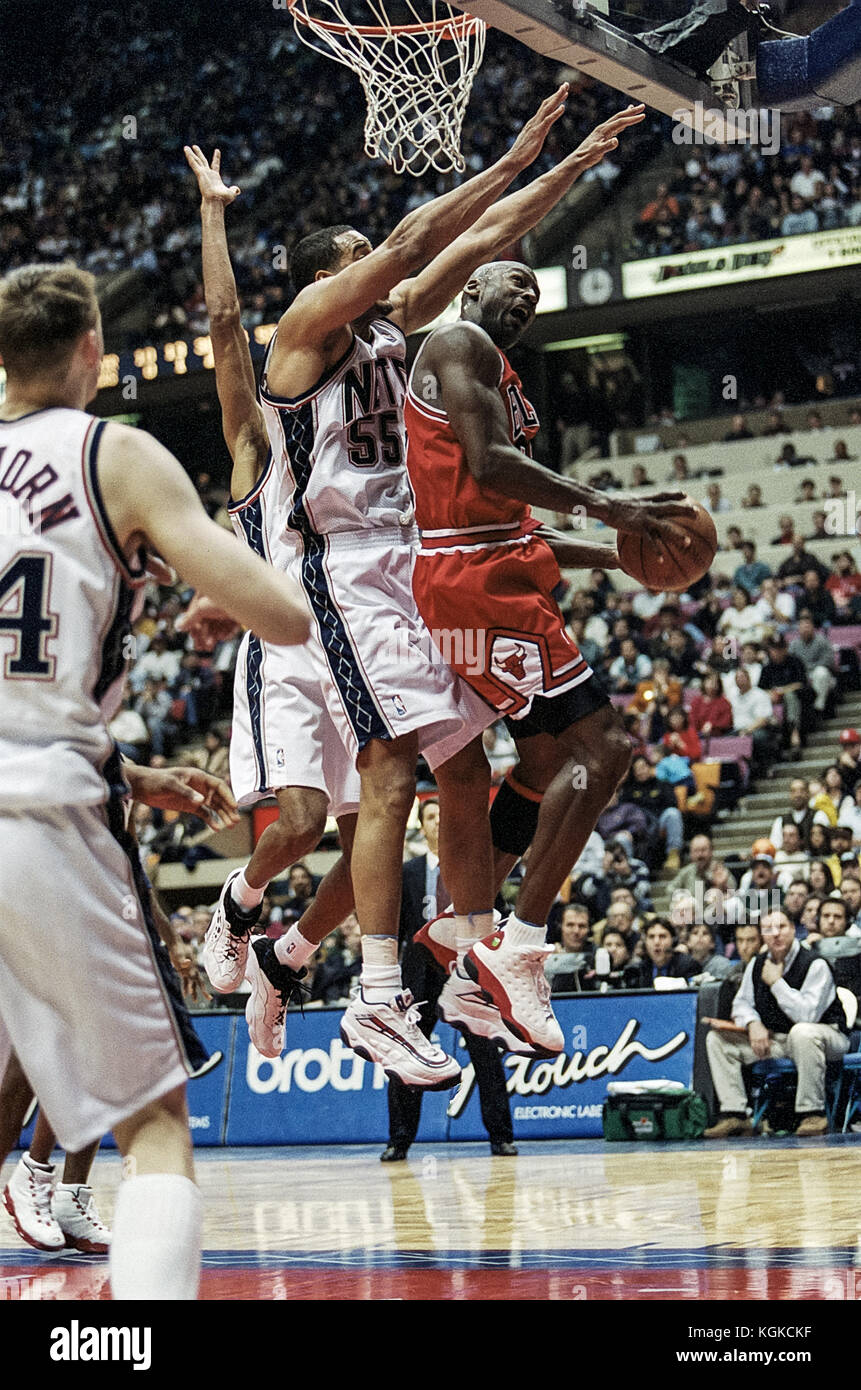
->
xmin=287 ymin=0 xmax=486 ymax=176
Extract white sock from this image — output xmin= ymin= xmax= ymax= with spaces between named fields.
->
xmin=110 ymin=1173 xmax=202 ymax=1301
xmin=23 ymin=1151 xmax=55 ymax=1175
xmin=360 ymin=934 xmax=402 ymax=1003
xmin=230 ymin=870 xmax=265 ymax=911
xmin=274 ymin=924 xmax=317 ymax=969
xmin=504 ymin=912 xmax=547 ymax=948
xmin=456 ymin=911 xmax=494 ymax=959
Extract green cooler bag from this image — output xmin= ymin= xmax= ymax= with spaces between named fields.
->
xmin=602 ymin=1087 xmax=708 ymax=1141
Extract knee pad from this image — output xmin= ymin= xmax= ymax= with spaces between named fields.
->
xmin=490 ymin=775 xmax=543 ymax=857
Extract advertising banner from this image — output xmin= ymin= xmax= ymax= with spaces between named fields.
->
xmin=622 ymin=226 xmax=861 ymax=300
xmin=223 ymin=993 xmax=698 ymax=1145
xmin=447 ymin=991 xmax=698 ymax=1140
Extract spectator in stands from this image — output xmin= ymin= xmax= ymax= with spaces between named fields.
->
xmin=661 ymin=706 xmax=702 ymax=763
xmin=686 ymin=922 xmax=734 ymax=981
xmin=774 ymin=824 xmax=810 ymax=889
xmin=829 ymin=441 xmax=857 ymax=463
xmin=806 ymin=900 xmax=861 ymax=1005
xmin=775 ymin=442 xmax=817 ymax=470
xmin=817 ymin=766 xmax=848 ymax=824
xmin=129 ymin=632 xmax=183 ymax=693
xmin=689 ymin=670 xmax=733 ymax=739
xmin=759 ymin=634 xmax=813 ymax=757
xmin=770 ymin=778 xmax=832 ymax=850
xmin=704 ymin=482 xmax=731 ymax=515
xmin=827 ymin=553 xmax=861 ymax=624
xmin=770 ymin=515 xmax=796 ymax=545
xmin=629 ymin=919 xmax=697 ymax=987
xmin=274 ymin=862 xmax=320 ymax=924
xmin=718 ymin=586 xmax=768 ymax=645
xmin=790 ymin=611 xmax=837 ymax=715
xmin=639 ymin=182 xmax=681 ymax=225
xmin=782 ymin=879 xmax=810 ymax=934
xmin=753 ymin=575 xmax=795 ymax=628
xmin=704 ymin=909 xmax=848 ymax=1138
xmin=609 ymin=637 xmax=652 ymax=694
xmin=728 ymin=666 xmax=779 ymax=772
xmin=185 ymin=728 xmax=230 ymax=781
xmin=595 ymin=792 xmax=655 ymax=868
xmin=741 ymin=483 xmax=764 ymax=509
xmin=809 ymin=859 xmax=837 ymax=897
xmin=311 ymin=916 xmax=362 ymax=1004
xmin=733 ymin=542 xmax=771 ymax=594
xmin=601 ymin=841 xmax=653 ymax=912
xmin=109 ymin=692 xmax=150 ymax=760
xmin=799 ymin=572 xmax=836 ymax=628
xmin=724 ymin=524 xmax=744 ymax=552
xmin=806 ymin=511 xmax=831 ymax=543
xmin=795 ymin=478 xmax=818 ymax=504
xmin=840 ymin=876 xmax=861 ymax=928
xmin=839 ymin=781 xmax=861 ymax=846
xmin=591 ymin=928 xmax=641 ymax=990
xmin=714 ymin=922 xmax=764 ymax=1019
xmin=592 ymin=898 xmax=639 ymax=946
xmin=723 ymin=414 xmax=754 ymax=443
xmin=668 ymin=833 xmax=726 ymax=900
xmin=545 ymin=905 xmax=596 ymax=994
xmin=837 ymin=729 xmax=861 ymax=794
xmin=631 ymin=463 xmax=655 ymax=487
xmin=782 ymin=192 xmax=819 ymax=235
xmin=622 ymin=755 xmax=685 ymax=874
xmin=134 ymin=678 xmax=176 ymax=759
xmin=762 ymin=412 xmax=791 ymax=438
xmin=667 ymin=454 xmax=690 ymax=484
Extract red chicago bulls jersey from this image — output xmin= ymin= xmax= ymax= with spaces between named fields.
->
xmin=405 ymin=343 xmax=539 ymax=535
xmin=404 ymin=330 xmax=600 ymax=726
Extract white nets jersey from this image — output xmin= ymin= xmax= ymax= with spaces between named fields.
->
xmin=0 ymin=408 xmax=144 ymax=808
xmin=257 ymin=318 xmax=415 ymax=542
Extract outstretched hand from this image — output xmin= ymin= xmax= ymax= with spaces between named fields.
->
xmin=184 ymin=145 xmax=241 ymax=206
xmin=566 ymin=103 xmax=646 ymax=173
xmin=508 ymin=83 xmax=569 ymax=169
xmin=177 ymin=594 xmax=242 ymax=650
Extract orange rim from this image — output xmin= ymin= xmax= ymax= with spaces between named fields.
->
xmin=287 ymin=0 xmax=482 ymax=38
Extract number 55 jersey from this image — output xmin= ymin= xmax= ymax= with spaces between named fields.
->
xmin=244 ymin=319 xmax=494 ymax=775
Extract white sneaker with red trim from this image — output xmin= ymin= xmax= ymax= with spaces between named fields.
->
xmin=340 ymin=989 xmax=461 ymax=1090
xmin=413 ymin=909 xmax=457 ymax=972
xmin=437 ymin=964 xmax=534 ymax=1054
xmin=53 ymin=1184 xmax=111 ymax=1254
xmin=464 ymin=932 xmax=564 ymax=1056
xmin=3 ymin=1154 xmax=64 ymax=1253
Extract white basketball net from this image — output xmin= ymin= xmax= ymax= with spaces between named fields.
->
xmin=288 ymin=0 xmax=486 ymax=176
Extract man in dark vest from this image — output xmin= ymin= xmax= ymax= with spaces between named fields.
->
xmin=381 ymin=800 xmax=516 ymax=1161
xmin=704 ymin=910 xmax=849 ymax=1138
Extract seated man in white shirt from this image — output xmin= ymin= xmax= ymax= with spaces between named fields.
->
xmin=704 ymin=910 xmax=849 ymax=1139
xmin=774 ymin=823 xmax=811 ymax=890
xmin=728 ymin=667 xmax=780 ymax=772
xmin=769 ymin=777 xmax=832 ymax=849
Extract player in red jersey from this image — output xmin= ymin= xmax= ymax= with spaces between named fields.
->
xmin=404 ymin=260 xmax=697 ymax=1051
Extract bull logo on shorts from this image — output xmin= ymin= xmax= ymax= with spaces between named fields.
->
xmin=497 ymin=644 xmax=528 ymax=681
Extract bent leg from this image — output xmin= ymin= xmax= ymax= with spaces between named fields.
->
xmin=516 ymin=705 xmax=631 ymax=927
xmin=244 ymin=786 xmax=330 ymax=892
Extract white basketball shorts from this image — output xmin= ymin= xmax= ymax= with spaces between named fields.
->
xmin=230 ymin=622 xmax=362 ymax=819
xmin=297 ymin=528 xmax=496 ymax=770
xmin=0 ymin=801 xmax=194 ymax=1154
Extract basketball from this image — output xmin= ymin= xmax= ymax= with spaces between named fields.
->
xmin=616 ymin=498 xmax=717 ymax=593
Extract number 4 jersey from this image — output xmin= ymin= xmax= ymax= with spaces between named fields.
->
xmin=0 ymin=408 xmax=144 ymax=808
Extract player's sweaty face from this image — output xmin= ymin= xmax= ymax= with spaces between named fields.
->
xmin=477 ymin=265 xmax=539 ymax=348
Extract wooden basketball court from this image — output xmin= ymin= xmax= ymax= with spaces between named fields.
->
xmin=3 ymin=1136 xmax=860 ymax=1301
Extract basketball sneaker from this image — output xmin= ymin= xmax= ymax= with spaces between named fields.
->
xmin=464 ymin=931 xmax=564 ymax=1056
xmin=414 ymin=909 xmax=457 ymax=971
xmin=3 ymin=1153 xmax=64 ymax=1253
xmin=202 ymin=871 xmax=261 ymax=993
xmin=53 ymin=1184 xmax=111 ymax=1254
xmin=245 ymin=937 xmax=308 ymax=1059
xmin=340 ymin=989 xmax=462 ymax=1090
xmin=437 ymin=964 xmax=535 ymax=1055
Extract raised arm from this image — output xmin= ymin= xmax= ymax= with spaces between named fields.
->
xmin=184 ymin=146 xmax=269 ymax=499
xmin=98 ymin=424 xmax=310 ymax=647
xmin=392 ymin=104 xmax=645 ymax=336
xmin=426 ymin=323 xmax=697 ymax=546
xmin=274 ymin=84 xmax=569 ymax=353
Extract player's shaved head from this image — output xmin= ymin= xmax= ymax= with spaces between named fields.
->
xmin=460 ymin=261 xmax=539 ymax=350
xmin=0 ymin=263 xmax=99 ymax=377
